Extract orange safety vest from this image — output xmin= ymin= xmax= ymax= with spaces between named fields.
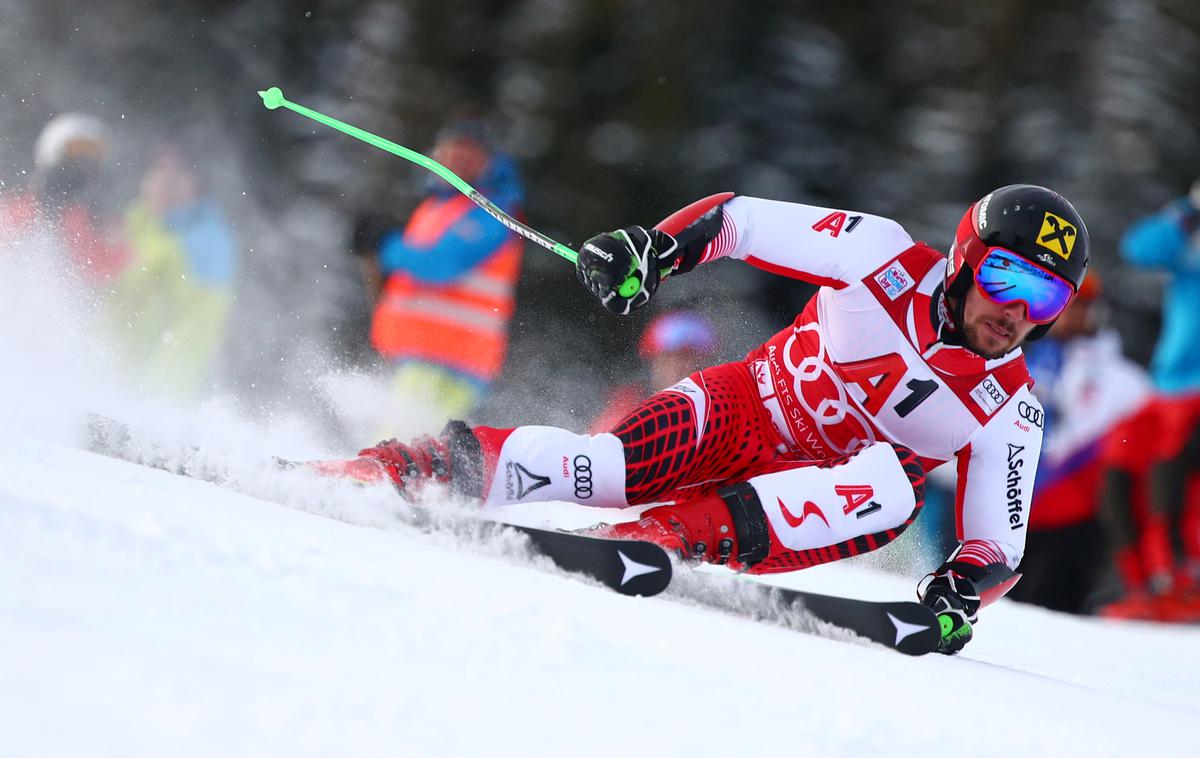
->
xmin=370 ymin=195 xmax=523 ymax=382
xmin=1 ymin=192 xmax=127 ymax=282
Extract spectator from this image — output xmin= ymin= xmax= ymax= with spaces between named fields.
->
xmin=1095 ymin=401 xmax=1174 ymax=619
xmin=351 ymin=117 xmax=524 ymax=426
xmin=1008 ymin=275 xmax=1152 ymax=613
xmin=106 ymin=143 xmax=239 ymax=398
xmin=0 ymin=112 xmax=126 ymax=285
xmin=589 ymin=310 xmax=720 ymax=433
xmin=1099 ymin=182 xmax=1200 ymax=619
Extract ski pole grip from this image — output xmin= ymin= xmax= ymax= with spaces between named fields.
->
xmin=618 ymin=277 xmax=640 ymax=298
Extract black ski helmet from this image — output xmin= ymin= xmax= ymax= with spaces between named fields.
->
xmin=946 ymin=184 xmax=1089 ymax=341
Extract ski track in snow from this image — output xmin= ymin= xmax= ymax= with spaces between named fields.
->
xmin=2 ymin=425 xmax=1199 ymax=758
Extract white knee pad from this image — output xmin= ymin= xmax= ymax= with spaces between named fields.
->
xmin=747 ymin=443 xmax=916 ymax=551
xmin=483 ymin=426 xmax=628 ymax=508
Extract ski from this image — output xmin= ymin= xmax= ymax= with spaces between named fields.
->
xmin=767 ymin=584 xmax=941 ymax=655
xmin=497 ymin=525 xmax=672 ymax=597
xmin=86 ymin=414 xmax=932 ymax=630
xmin=84 ymin=413 xmax=671 ymax=598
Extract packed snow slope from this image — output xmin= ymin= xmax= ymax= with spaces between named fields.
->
xmin=2 ymin=429 xmax=1199 ymax=758
xmin=2 ymin=252 xmax=1197 ymax=757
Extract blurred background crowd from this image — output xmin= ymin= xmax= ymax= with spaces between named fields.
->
xmin=1 ymin=0 xmax=1198 ymax=621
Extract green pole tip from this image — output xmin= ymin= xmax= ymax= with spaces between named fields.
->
xmin=259 ymin=87 xmax=285 ymax=110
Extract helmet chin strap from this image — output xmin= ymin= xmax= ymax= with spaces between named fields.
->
xmin=932 ymin=283 xmax=967 ymax=346
xmin=937 ymin=286 xmax=1002 ymax=359
xmin=951 ymin=292 xmax=968 ymax=337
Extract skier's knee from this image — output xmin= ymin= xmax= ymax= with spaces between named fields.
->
xmin=890 ymin=443 xmax=927 ymax=518
xmin=746 ymin=442 xmax=925 ymax=552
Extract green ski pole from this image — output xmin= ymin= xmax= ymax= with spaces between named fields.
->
xmin=258 ymin=86 xmax=641 ymax=298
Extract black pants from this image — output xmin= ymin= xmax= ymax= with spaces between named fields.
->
xmin=1008 ymin=519 xmax=1108 ymax=614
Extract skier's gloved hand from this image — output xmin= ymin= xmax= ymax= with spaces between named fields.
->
xmin=919 ymin=569 xmax=980 ymax=655
xmin=576 ymin=226 xmax=679 ymax=315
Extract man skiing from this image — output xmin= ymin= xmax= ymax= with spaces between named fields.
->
xmin=320 ymin=184 xmax=1089 ymax=655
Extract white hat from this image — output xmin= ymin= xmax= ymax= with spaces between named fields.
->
xmin=34 ymin=113 xmax=109 ymax=169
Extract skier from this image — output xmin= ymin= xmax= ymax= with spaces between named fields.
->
xmin=318 ymin=185 xmax=1089 ymax=655
xmin=349 ymin=116 xmax=525 ymax=428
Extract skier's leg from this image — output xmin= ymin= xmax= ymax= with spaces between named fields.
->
xmin=348 ymin=421 xmax=633 ymax=504
xmin=610 ymin=361 xmax=786 ymax=504
xmin=589 ymin=442 xmax=928 ymax=572
xmin=356 ymin=361 xmax=782 ymax=506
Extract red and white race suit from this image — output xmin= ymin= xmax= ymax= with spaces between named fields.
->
xmin=472 ymin=196 xmax=1042 ymax=574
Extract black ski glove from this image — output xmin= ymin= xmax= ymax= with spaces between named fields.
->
xmin=919 ymin=569 xmax=980 ymax=655
xmin=576 ymin=226 xmax=679 ymax=315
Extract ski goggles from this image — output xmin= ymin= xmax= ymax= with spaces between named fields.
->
xmin=973 ymin=248 xmax=1075 ymax=324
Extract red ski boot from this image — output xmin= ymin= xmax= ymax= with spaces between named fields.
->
xmin=356 ymin=435 xmax=453 ymax=495
xmin=298 ymin=421 xmax=489 ymax=500
xmin=583 ymin=483 xmax=771 ymax=570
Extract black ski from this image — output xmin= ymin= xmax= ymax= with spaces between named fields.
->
xmin=769 ymin=585 xmax=941 ymax=655
xmin=87 ymin=413 xmax=930 ymax=625
xmin=84 ymin=413 xmax=671 ymax=597
xmin=500 ymin=525 xmax=672 ymax=597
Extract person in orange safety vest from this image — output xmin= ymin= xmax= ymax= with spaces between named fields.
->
xmin=351 ymin=118 xmax=525 ymax=429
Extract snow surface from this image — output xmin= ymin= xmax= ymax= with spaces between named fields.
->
xmin=2 ymin=243 xmax=1198 ymax=757
xmin=2 ymin=430 xmax=1199 ymax=758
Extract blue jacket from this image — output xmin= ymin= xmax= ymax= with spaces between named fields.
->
xmin=1120 ymin=198 xmax=1200 ymax=395
xmin=378 ymin=155 xmax=524 ymax=283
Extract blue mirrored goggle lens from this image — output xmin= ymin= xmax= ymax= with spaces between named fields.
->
xmin=974 ymin=248 xmax=1074 ymax=324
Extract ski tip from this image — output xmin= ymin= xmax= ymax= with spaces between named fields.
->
xmin=614 ymin=546 xmax=673 ymax=597
xmin=259 ymin=87 xmax=285 ymax=110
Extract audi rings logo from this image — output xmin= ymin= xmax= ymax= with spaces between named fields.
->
xmin=572 ymin=455 xmax=593 ymax=499
xmin=1018 ymin=401 xmax=1044 ymax=429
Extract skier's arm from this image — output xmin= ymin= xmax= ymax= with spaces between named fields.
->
xmin=691 ymin=195 xmax=917 ymax=287
xmin=916 ymin=390 xmax=1040 ymax=654
xmin=945 ymin=386 xmax=1042 ymax=582
xmin=575 ymin=193 xmax=914 ymax=314
xmin=1120 ymin=198 xmax=1200 ymax=271
xmin=574 ymin=193 xmax=730 ymax=315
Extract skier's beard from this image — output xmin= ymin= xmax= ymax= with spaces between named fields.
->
xmin=962 ymin=313 xmax=1022 ymax=359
